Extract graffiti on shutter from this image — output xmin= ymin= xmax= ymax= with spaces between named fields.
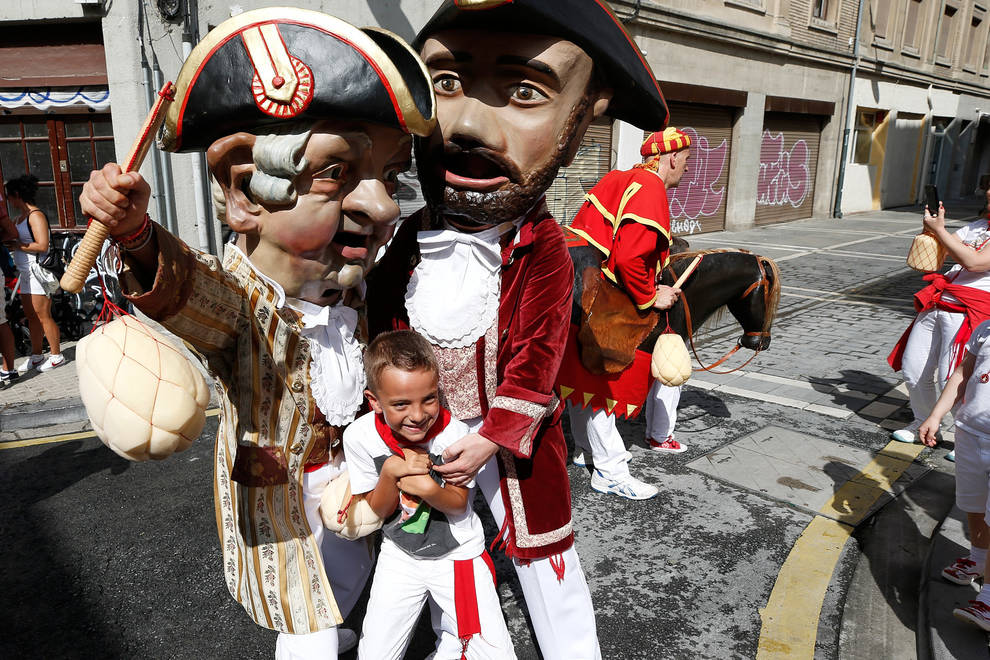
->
xmin=755 ymin=113 xmax=821 ymax=225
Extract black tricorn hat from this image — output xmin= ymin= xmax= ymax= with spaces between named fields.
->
xmin=160 ymin=8 xmax=437 ymax=152
xmin=415 ymin=0 xmax=668 ymax=132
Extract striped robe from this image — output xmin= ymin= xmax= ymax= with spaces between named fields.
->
xmin=121 ymin=225 xmax=343 ymax=634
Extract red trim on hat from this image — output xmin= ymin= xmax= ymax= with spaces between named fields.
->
xmin=173 ymin=19 xmax=409 ymax=149
xmin=593 ymin=0 xmax=666 ymax=116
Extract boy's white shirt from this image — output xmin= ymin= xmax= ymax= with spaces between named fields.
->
xmin=343 ymin=410 xmax=486 ymax=561
xmin=226 ymin=242 xmax=366 ymax=426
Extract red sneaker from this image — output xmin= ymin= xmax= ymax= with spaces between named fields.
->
xmin=648 ymin=435 xmax=687 ymax=454
xmin=942 ymin=557 xmax=985 ymax=585
xmin=954 ymin=600 xmax=990 ymax=632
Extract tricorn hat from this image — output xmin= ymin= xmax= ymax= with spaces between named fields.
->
xmin=414 ymin=0 xmax=667 ymax=131
xmin=160 ymin=8 xmax=437 ymax=152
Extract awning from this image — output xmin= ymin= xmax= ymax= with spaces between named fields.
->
xmin=0 ymin=87 xmax=110 ymax=111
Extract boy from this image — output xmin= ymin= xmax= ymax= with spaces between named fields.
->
xmin=78 ymin=9 xmax=437 ymax=658
xmin=920 ymin=318 xmax=990 ymax=630
xmin=344 ymin=330 xmax=515 ymax=660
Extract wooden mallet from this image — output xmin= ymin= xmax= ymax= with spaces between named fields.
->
xmin=60 ymin=81 xmax=175 ymax=294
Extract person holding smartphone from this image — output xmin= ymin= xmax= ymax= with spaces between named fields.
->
xmin=889 ymin=186 xmax=990 ymax=453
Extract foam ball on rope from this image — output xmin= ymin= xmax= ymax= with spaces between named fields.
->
xmin=77 ymin=315 xmax=211 ymax=462
xmin=651 ymin=333 xmax=692 ymax=387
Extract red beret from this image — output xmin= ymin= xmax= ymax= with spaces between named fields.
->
xmin=641 ymin=127 xmax=691 ymax=157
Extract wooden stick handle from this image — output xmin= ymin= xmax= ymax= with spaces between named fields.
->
xmin=672 ymin=255 xmax=703 ymax=290
xmin=60 ymin=81 xmax=175 ymax=293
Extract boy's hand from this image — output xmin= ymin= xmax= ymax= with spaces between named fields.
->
xmin=918 ymin=418 xmax=940 ymax=447
xmin=80 ymin=163 xmax=151 ymax=238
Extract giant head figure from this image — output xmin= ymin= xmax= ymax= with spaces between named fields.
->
xmin=161 ymin=8 xmax=436 ymax=305
xmin=413 ymin=0 xmax=669 ymax=228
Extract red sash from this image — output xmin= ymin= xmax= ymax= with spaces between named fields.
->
xmin=888 ymin=272 xmax=990 ymax=372
xmin=453 ymin=552 xmax=497 ymax=659
xmin=374 ymin=408 xmax=452 ymax=457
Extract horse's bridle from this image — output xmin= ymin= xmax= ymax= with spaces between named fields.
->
xmin=666 ymin=256 xmax=772 ymax=375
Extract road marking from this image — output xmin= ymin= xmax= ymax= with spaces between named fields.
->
xmin=756 ymin=440 xmax=926 ymax=659
xmin=0 ymin=408 xmax=221 ymax=450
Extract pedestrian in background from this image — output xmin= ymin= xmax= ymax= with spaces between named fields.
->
xmin=5 ymin=174 xmax=63 ymax=372
xmin=920 ymin=317 xmax=990 ymax=631
xmin=0 ymin=184 xmax=18 ymax=385
xmin=888 ymin=196 xmax=990 ymax=456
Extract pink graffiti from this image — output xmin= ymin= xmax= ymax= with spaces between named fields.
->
xmin=757 ymin=131 xmax=810 ymax=208
xmin=667 ymin=126 xmax=727 ymax=223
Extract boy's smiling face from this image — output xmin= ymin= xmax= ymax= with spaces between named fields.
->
xmin=366 ymin=367 xmax=441 ymax=444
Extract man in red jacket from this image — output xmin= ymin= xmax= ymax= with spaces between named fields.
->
xmin=366 ymin=2 xmax=668 ymax=658
xmin=562 ymin=127 xmax=692 ymax=500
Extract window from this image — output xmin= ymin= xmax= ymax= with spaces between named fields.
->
xmin=967 ymin=10 xmax=987 ymax=69
xmin=0 ymin=115 xmax=116 ymax=229
xmin=903 ymin=0 xmax=924 ymax=49
xmin=872 ymin=0 xmax=892 ymax=40
xmin=935 ymin=2 xmax=959 ymax=60
xmin=812 ymin=0 xmax=828 ymax=19
xmin=853 ymin=109 xmax=887 ymax=165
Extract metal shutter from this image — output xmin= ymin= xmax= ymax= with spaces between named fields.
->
xmin=755 ymin=113 xmax=821 ymax=225
xmin=649 ymin=102 xmax=734 ymax=235
xmin=547 ymin=118 xmax=612 ymax=225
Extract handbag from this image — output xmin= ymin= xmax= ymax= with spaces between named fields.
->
xmin=29 ymin=260 xmax=60 ymax=295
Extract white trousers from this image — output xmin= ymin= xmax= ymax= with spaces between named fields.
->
xmin=276 ymin=462 xmax=376 ymax=660
xmin=645 ymin=382 xmax=681 ymax=441
xmin=359 ymin=543 xmax=516 ymax=660
xmin=452 ymin=416 xmax=601 ymax=660
xmin=567 ymin=403 xmax=630 ymax=481
xmin=900 ymin=308 xmax=965 ymax=425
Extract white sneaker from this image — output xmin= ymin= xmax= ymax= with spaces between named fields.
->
xmin=590 ymin=469 xmax=658 ymax=500
xmin=891 ymin=421 xmax=922 ymax=444
xmin=37 ymin=354 xmax=65 ymax=372
xmin=572 ymin=451 xmax=632 ymax=467
xmin=18 ymin=354 xmax=44 ymax=374
xmin=337 ymin=628 xmax=358 ymax=654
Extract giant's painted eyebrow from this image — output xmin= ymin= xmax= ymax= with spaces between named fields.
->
xmin=423 ymin=50 xmax=473 ymax=66
xmin=494 ymin=55 xmax=560 ymax=85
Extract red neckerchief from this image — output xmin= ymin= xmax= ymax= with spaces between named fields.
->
xmin=374 ymin=407 xmax=452 ymax=457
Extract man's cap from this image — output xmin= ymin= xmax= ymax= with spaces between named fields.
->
xmin=414 ymin=0 xmax=668 ymax=131
xmin=641 ymin=127 xmax=691 ymax=157
xmin=160 ymin=8 xmax=437 ymax=152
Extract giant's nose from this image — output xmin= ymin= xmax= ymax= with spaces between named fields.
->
xmin=341 ymin=178 xmax=400 ymax=228
xmin=438 ymin=93 xmax=506 ymax=154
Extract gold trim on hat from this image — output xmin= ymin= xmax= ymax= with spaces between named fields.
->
xmin=160 ymin=7 xmax=436 ymax=152
xmin=453 ymin=0 xmax=514 ymax=9
xmin=242 ymin=24 xmax=299 ymax=104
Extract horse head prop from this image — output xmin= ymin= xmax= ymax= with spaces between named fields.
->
xmin=647 ymin=249 xmax=780 ymax=358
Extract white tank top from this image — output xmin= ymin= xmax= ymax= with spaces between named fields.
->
xmin=13 ymin=210 xmax=45 ymax=270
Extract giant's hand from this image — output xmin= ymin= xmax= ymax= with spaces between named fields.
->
xmin=80 ymin=163 xmax=151 ymax=239
xmin=435 ymin=432 xmax=499 ymax=486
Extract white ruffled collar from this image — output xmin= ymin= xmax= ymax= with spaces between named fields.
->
xmin=405 ymin=221 xmax=516 ymax=349
xmin=226 ymin=243 xmax=365 ymax=426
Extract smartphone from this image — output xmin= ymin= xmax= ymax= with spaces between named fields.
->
xmin=925 ymin=184 xmax=941 ymax=215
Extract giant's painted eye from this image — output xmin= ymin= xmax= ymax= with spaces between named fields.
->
xmin=315 ymin=163 xmax=345 ymax=180
xmin=510 ymin=85 xmax=547 ymax=103
xmin=434 ymin=75 xmax=461 ymax=94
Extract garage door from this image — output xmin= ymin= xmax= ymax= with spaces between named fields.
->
xmin=653 ymin=102 xmax=734 ymax=235
xmin=547 ymin=118 xmax=612 ymax=225
xmin=755 ymin=112 xmax=821 ymax=225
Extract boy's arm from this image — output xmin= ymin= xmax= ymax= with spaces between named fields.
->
xmin=919 ymin=350 xmax=975 ymax=445
xmin=364 ymin=456 xmax=403 ymax=519
xmin=396 ymin=474 xmax=469 ymax=516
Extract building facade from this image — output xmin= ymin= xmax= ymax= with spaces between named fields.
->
xmin=2 ymin=1 xmax=989 ymax=247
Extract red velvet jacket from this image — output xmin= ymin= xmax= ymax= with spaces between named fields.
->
xmin=569 ymin=167 xmax=672 ymax=309
xmin=367 ymin=203 xmax=575 ymax=559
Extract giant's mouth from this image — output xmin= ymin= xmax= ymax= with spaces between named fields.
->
xmin=330 ymin=229 xmax=370 ymax=261
xmin=442 ymin=150 xmax=513 ymax=192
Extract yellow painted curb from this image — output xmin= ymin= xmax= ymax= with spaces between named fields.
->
xmin=756 ymin=441 xmax=926 ymax=659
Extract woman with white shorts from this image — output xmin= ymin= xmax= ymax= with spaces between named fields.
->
xmin=6 ymin=174 xmax=63 ymax=372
